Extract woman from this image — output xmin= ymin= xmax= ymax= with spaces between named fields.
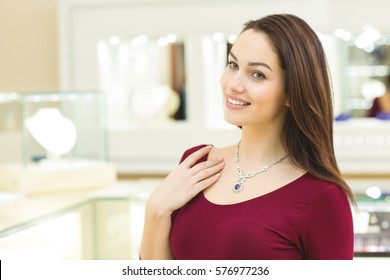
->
xmin=140 ymin=14 xmax=355 ymax=260
xmin=367 ymin=75 xmax=390 ymax=118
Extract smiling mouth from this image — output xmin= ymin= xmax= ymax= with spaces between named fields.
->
xmin=227 ymin=97 xmax=251 ymax=106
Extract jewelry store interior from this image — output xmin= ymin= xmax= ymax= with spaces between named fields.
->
xmin=0 ymin=0 xmax=390 ymax=260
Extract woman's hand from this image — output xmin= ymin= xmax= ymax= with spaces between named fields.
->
xmin=148 ymin=145 xmax=224 ymax=216
xmin=141 ymin=145 xmax=223 ymax=259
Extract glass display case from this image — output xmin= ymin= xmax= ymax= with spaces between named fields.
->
xmin=354 ymin=195 xmax=390 ymax=257
xmin=0 ymin=179 xmax=158 ymax=260
xmin=349 ymin=178 xmax=390 ymax=257
xmin=335 ymin=29 xmax=390 ymax=118
xmin=0 ymin=91 xmax=116 ymax=194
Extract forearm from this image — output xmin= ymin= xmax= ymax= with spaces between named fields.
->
xmin=139 ymin=145 xmax=223 ymax=259
xmin=140 ymin=201 xmax=175 ymax=260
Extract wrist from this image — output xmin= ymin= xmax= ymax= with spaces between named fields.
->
xmin=146 ymin=197 xmax=173 ymax=220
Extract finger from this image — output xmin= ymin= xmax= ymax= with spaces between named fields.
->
xmin=190 ymin=161 xmax=224 ymax=185
xmin=189 ymin=157 xmax=223 ymax=175
xmin=181 ymin=145 xmax=213 ymax=168
xmin=191 ymin=173 xmax=221 ymax=194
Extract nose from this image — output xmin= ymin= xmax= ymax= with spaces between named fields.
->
xmin=227 ymin=72 xmax=245 ymax=94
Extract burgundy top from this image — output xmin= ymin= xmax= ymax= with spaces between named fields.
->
xmin=367 ymin=97 xmax=380 ymax=117
xmin=170 ymin=145 xmax=354 ymax=260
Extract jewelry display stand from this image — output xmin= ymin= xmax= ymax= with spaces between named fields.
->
xmin=0 ymin=91 xmax=116 ymax=194
xmin=25 ymin=108 xmax=77 ymax=156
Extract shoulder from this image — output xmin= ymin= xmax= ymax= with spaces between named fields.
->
xmin=279 ymin=174 xmax=350 ymax=219
xmin=179 ymin=144 xmax=210 ymax=164
xmin=299 ymin=174 xmax=348 ymax=202
xmin=294 ymin=174 xmax=351 ymax=222
xmin=179 ymin=144 xmax=235 ymax=163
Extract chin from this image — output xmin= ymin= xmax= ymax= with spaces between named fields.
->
xmin=224 ymin=116 xmax=243 ymax=127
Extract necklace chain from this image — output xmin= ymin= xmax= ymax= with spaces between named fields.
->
xmin=232 ymin=141 xmax=289 ymax=193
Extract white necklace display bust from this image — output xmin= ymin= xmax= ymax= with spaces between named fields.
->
xmin=25 ymin=108 xmax=77 ymax=157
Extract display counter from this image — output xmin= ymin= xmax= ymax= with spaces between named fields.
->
xmin=0 ymin=180 xmax=158 ymax=260
xmin=1 ymin=179 xmax=389 ymax=260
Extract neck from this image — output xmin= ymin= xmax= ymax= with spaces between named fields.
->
xmin=238 ymin=125 xmax=286 ymax=165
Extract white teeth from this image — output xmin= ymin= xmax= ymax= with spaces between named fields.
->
xmin=227 ymin=97 xmax=250 ymax=106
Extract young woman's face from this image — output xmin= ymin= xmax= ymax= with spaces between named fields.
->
xmin=220 ymin=29 xmax=288 ymax=128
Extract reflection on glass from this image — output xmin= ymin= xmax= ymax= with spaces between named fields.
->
xmin=366 ymin=74 xmax=390 ymax=119
xmin=97 ymin=36 xmax=186 ymax=127
xmin=337 ymin=28 xmax=390 ymax=118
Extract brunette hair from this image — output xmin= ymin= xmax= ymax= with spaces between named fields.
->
xmin=242 ymin=14 xmax=355 ymax=204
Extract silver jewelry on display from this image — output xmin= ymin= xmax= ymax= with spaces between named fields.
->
xmin=233 ymin=141 xmax=289 ymax=193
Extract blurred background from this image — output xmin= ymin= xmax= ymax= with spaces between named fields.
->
xmin=0 ymin=0 xmax=390 ymax=260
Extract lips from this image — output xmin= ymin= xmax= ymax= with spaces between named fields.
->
xmin=227 ymin=97 xmax=251 ymax=106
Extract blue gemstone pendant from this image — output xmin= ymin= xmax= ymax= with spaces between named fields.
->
xmin=232 ymin=182 xmax=243 ymax=193
xmin=233 ymin=175 xmax=246 ymax=193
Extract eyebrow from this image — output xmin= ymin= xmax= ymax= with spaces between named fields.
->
xmin=229 ymin=52 xmax=273 ymax=72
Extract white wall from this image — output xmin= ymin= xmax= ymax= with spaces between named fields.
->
xmin=58 ymin=0 xmax=390 ymax=175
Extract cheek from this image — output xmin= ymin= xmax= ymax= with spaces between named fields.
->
xmin=220 ymin=71 xmax=229 ymax=92
xmin=252 ymin=88 xmax=286 ymax=110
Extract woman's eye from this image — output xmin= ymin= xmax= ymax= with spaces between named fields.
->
xmin=228 ymin=61 xmax=238 ymax=70
xmin=252 ymin=72 xmax=265 ymax=80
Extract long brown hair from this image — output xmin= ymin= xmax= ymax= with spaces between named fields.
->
xmin=242 ymin=14 xmax=355 ymax=204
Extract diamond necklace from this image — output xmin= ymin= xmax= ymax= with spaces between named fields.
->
xmin=232 ymin=141 xmax=289 ymax=193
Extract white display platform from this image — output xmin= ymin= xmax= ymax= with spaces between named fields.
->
xmin=0 ymin=160 xmax=117 ymax=194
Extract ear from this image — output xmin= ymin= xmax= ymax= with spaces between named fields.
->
xmin=285 ymin=100 xmax=291 ymax=108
